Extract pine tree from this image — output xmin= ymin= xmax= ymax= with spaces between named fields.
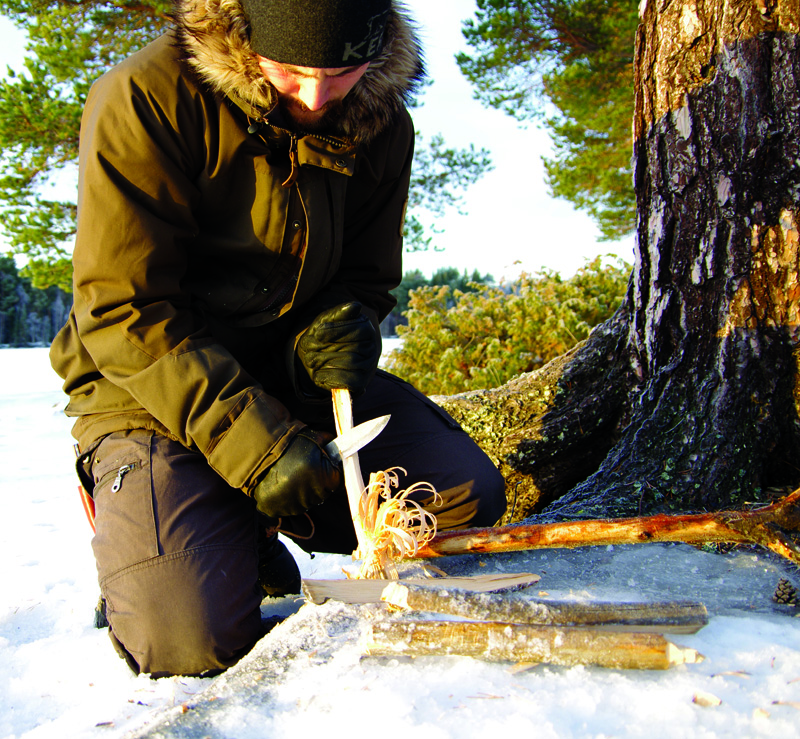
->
xmin=457 ymin=0 xmax=639 ymax=240
xmin=0 ymin=0 xmax=171 ymax=291
xmin=0 ymin=253 xmax=70 ymax=344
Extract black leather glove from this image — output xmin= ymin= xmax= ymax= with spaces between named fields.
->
xmin=251 ymin=429 xmax=342 ymax=518
xmin=296 ymin=302 xmax=380 ymax=397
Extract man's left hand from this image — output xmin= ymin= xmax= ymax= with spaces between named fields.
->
xmin=296 ymin=302 xmax=379 ymax=396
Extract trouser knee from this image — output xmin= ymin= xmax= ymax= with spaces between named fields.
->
xmin=103 ymin=546 xmax=264 ymax=678
xmin=89 ymin=429 xmax=265 ymax=677
xmin=278 ymin=372 xmax=509 ymax=553
xmin=354 ymin=371 xmax=508 ymax=529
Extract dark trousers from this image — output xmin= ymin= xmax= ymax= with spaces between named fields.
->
xmin=87 ymin=372 xmax=506 ymax=677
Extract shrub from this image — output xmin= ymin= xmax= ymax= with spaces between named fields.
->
xmin=385 ymin=256 xmax=630 ymax=395
xmin=382 ymin=267 xmax=494 ymax=336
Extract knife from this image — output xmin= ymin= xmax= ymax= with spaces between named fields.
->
xmin=324 ymin=414 xmax=390 ymax=463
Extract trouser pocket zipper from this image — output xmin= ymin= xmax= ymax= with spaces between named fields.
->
xmin=96 ymin=462 xmax=140 ymax=494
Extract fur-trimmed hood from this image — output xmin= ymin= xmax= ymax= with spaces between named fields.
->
xmin=174 ymin=0 xmax=424 ymax=143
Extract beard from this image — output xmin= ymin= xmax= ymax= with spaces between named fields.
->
xmin=277 ymin=96 xmax=347 ymax=135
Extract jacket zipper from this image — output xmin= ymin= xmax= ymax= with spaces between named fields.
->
xmin=281 ymin=135 xmax=300 ymax=188
xmin=248 ymin=117 xmax=350 ymax=188
xmin=256 ymin=117 xmax=349 ymax=150
xmin=261 ymin=272 xmax=299 ymax=315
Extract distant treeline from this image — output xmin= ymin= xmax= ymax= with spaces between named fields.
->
xmin=0 ymin=256 xmax=71 ymax=346
xmin=382 ymin=267 xmax=493 ymax=336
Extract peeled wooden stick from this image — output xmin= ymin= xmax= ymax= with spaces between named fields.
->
xmin=303 ymin=572 xmax=540 ymax=605
xmin=381 ymin=582 xmax=708 ymax=634
xmin=332 ymin=388 xmax=369 ymax=554
xmin=413 ymin=488 xmax=800 ymax=565
xmin=364 ymin=620 xmax=703 ymax=670
xmin=332 ymin=388 xmax=441 ymax=579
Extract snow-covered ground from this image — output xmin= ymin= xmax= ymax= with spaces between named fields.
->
xmin=2 ymin=347 xmax=800 ymax=738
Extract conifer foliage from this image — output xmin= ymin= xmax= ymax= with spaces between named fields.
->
xmin=0 ymin=254 xmax=69 ymax=344
xmin=386 ymin=257 xmax=630 ymax=395
xmin=457 ymin=0 xmax=639 ymax=241
xmin=0 ymin=0 xmax=171 ymax=291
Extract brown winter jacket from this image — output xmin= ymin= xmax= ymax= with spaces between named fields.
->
xmin=49 ymin=0 xmax=423 ymax=492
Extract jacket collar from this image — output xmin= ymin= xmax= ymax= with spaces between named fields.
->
xmin=174 ymin=0 xmax=424 ymax=143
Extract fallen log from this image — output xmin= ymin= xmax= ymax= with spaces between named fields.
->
xmin=380 ymin=582 xmax=708 ymax=634
xmin=364 ymin=620 xmax=704 ymax=670
xmin=414 ymin=488 xmax=800 ymax=565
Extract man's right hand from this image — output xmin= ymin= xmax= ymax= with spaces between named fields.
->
xmin=251 ymin=429 xmax=342 ymax=518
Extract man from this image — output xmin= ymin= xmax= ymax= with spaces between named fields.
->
xmin=50 ymin=0 xmax=506 ymax=678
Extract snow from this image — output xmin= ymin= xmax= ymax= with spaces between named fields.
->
xmin=2 ymin=347 xmax=800 ymax=739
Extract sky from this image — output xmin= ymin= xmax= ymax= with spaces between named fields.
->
xmin=0 ymin=2 xmax=636 ymax=281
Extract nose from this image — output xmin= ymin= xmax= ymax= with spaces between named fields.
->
xmin=296 ymin=78 xmax=331 ymax=111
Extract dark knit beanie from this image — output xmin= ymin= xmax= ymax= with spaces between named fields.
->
xmin=241 ymin=0 xmax=392 ymax=68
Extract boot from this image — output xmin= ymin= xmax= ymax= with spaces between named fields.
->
xmin=94 ymin=595 xmax=109 ymax=629
xmin=257 ymin=524 xmax=302 ymax=597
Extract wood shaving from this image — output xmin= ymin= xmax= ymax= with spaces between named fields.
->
xmin=351 ymin=467 xmax=441 ymax=579
xmin=772 ymin=700 xmax=800 ymax=710
xmin=710 ymin=670 xmax=751 ymax=678
xmin=508 ymin=662 xmax=539 ymax=675
xmin=693 ymin=691 xmax=722 ymax=707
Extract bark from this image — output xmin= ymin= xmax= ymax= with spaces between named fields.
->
xmin=437 ymin=0 xmax=800 ymax=522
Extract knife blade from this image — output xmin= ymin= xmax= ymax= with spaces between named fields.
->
xmin=325 ymin=414 xmax=391 ymax=463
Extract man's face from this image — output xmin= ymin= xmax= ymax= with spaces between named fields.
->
xmin=258 ymin=57 xmax=369 ymax=132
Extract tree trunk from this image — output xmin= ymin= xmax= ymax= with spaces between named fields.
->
xmin=437 ymin=0 xmax=800 ymax=523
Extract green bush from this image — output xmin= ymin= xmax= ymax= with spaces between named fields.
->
xmin=385 ymin=256 xmax=631 ymax=395
xmin=382 ymin=267 xmax=494 ymax=336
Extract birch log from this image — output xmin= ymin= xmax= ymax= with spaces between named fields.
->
xmin=364 ymin=621 xmax=703 ymax=670
xmin=302 ymin=572 xmax=540 ymax=605
xmin=381 ymin=582 xmax=708 ymax=634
